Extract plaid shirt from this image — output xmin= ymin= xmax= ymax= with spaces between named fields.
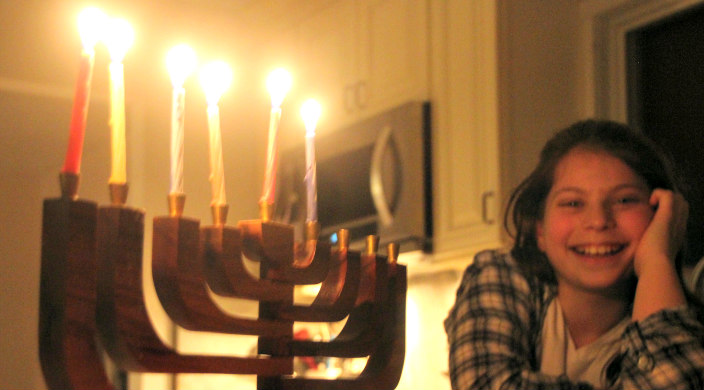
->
xmin=444 ymin=250 xmax=704 ymax=390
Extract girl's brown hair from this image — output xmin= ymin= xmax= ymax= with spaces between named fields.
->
xmin=504 ymin=119 xmax=684 ymax=284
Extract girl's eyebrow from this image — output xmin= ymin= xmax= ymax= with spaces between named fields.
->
xmin=550 ymin=186 xmax=584 ymax=196
xmin=551 ymin=183 xmax=649 ymax=196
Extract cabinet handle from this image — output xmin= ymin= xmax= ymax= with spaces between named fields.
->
xmin=481 ymin=191 xmax=495 ymax=225
xmin=356 ymin=80 xmax=367 ymax=109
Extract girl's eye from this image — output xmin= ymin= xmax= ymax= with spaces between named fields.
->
xmin=558 ymin=200 xmax=582 ymax=208
xmin=615 ymin=195 xmax=644 ymax=205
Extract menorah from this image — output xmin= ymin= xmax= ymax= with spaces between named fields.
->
xmin=39 ymin=174 xmax=406 ymax=390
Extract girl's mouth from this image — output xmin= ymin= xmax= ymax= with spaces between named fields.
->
xmin=571 ymin=244 xmax=625 ymax=256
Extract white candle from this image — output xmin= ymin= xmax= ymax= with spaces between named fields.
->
xmin=166 ymin=44 xmax=197 ymax=195
xmin=171 ymin=87 xmax=186 ymax=193
xmin=301 ymin=99 xmax=321 ymax=222
xmin=199 ymin=61 xmax=232 ymax=206
xmin=207 ymin=104 xmax=226 ymax=205
xmin=103 ymin=18 xmax=134 ymax=185
xmin=260 ymin=68 xmax=292 ymax=206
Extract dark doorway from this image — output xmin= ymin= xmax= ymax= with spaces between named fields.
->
xmin=627 ymin=4 xmax=704 ymax=266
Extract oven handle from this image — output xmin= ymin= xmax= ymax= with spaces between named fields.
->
xmin=370 ymin=125 xmax=394 ymax=227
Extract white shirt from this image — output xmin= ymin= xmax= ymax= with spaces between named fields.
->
xmin=540 ymin=297 xmax=630 ymax=388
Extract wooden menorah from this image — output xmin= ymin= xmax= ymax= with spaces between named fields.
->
xmin=38 ymin=175 xmax=406 ymax=390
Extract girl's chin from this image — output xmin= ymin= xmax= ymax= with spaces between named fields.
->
xmin=561 ymin=272 xmax=636 ymax=295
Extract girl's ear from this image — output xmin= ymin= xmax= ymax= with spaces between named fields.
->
xmin=536 ymin=220 xmax=546 ymax=252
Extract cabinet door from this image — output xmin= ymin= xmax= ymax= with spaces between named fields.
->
xmin=430 ymin=0 xmax=502 ymax=256
xmin=356 ymin=0 xmax=429 ymax=116
xmin=294 ymin=0 xmax=357 ymax=133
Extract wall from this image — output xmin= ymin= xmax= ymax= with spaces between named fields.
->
xmin=0 ymin=1 xmax=587 ymax=389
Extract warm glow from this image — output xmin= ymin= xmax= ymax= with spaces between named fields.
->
xmin=77 ymin=7 xmax=107 ymax=52
xmin=405 ymin=295 xmax=420 ymax=353
xmin=103 ymin=18 xmax=134 ymax=62
xmin=166 ymin=44 xmax=197 ymax=87
xmin=266 ymin=68 xmax=292 ymax=108
xmin=300 ymin=98 xmax=321 ymax=136
xmin=199 ymin=61 xmax=233 ymax=106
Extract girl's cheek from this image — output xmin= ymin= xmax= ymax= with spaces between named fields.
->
xmin=547 ymin=210 xmax=576 ymax=232
xmin=626 ymin=208 xmax=655 ymax=238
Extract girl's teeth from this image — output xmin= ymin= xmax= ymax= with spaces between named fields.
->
xmin=576 ymin=245 xmax=622 ymax=255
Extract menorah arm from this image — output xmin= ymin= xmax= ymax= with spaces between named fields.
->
xmin=239 ymin=220 xmax=331 ymax=284
xmin=274 ymin=265 xmax=407 ymax=390
xmin=201 ymin=224 xmax=292 ymax=301
xmin=95 ymin=206 xmax=293 ymax=376
xmin=274 ymin=248 xmax=362 ymax=323
xmin=286 ymin=256 xmax=389 ymax=357
xmin=151 ymin=216 xmax=292 ymax=336
xmin=311 ymin=247 xmax=358 ymax=306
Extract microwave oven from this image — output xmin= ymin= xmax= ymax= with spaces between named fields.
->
xmin=274 ymin=101 xmax=432 ymax=253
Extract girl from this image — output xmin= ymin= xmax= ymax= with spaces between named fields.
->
xmin=444 ymin=120 xmax=704 ymax=389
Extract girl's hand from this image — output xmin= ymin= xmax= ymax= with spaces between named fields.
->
xmin=633 ymin=189 xmax=689 ymax=277
xmin=631 ymin=189 xmax=688 ymax=321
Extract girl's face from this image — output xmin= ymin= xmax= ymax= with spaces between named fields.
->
xmin=536 ymin=147 xmax=654 ymax=296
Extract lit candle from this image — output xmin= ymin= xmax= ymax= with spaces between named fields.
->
xmin=166 ymin=44 xmax=197 ymax=195
xmin=199 ymin=61 xmax=232 ymax=206
xmin=301 ymin=99 xmax=321 ymax=222
xmin=103 ymin=18 xmax=134 ymax=184
xmin=62 ymin=7 xmax=107 ymax=175
xmin=260 ymin=68 xmax=292 ymax=208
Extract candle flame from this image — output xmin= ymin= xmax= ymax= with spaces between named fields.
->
xmin=77 ymin=7 xmax=108 ymax=52
xmin=166 ymin=44 xmax=197 ymax=87
xmin=301 ymin=99 xmax=321 ymax=136
xmin=103 ymin=18 xmax=134 ymax=62
xmin=199 ymin=61 xmax=233 ymax=106
xmin=266 ymin=68 xmax=292 ymax=108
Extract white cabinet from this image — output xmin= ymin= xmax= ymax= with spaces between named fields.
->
xmin=354 ymin=0 xmax=429 ymax=119
xmin=293 ymin=0 xmax=357 ymax=132
xmin=275 ymin=0 xmax=429 ymax=136
xmin=262 ymin=0 xmax=502 ymax=258
xmin=428 ymin=0 xmax=503 ymax=258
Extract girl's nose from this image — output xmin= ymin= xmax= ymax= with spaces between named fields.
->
xmin=584 ymin=203 xmax=615 ymax=230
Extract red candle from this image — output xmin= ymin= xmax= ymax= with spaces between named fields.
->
xmin=61 ymin=7 xmax=106 ymax=175
xmin=62 ymin=49 xmax=94 ymax=174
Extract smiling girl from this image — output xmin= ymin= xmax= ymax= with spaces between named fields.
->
xmin=444 ymin=120 xmax=704 ymax=389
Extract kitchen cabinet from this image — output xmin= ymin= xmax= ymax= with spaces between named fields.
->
xmin=273 ymin=0 xmax=429 ymax=136
xmin=262 ymin=0 xmax=502 ymax=260
xmin=354 ymin=0 xmax=428 ymax=120
xmin=428 ymin=0 xmax=503 ymax=259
